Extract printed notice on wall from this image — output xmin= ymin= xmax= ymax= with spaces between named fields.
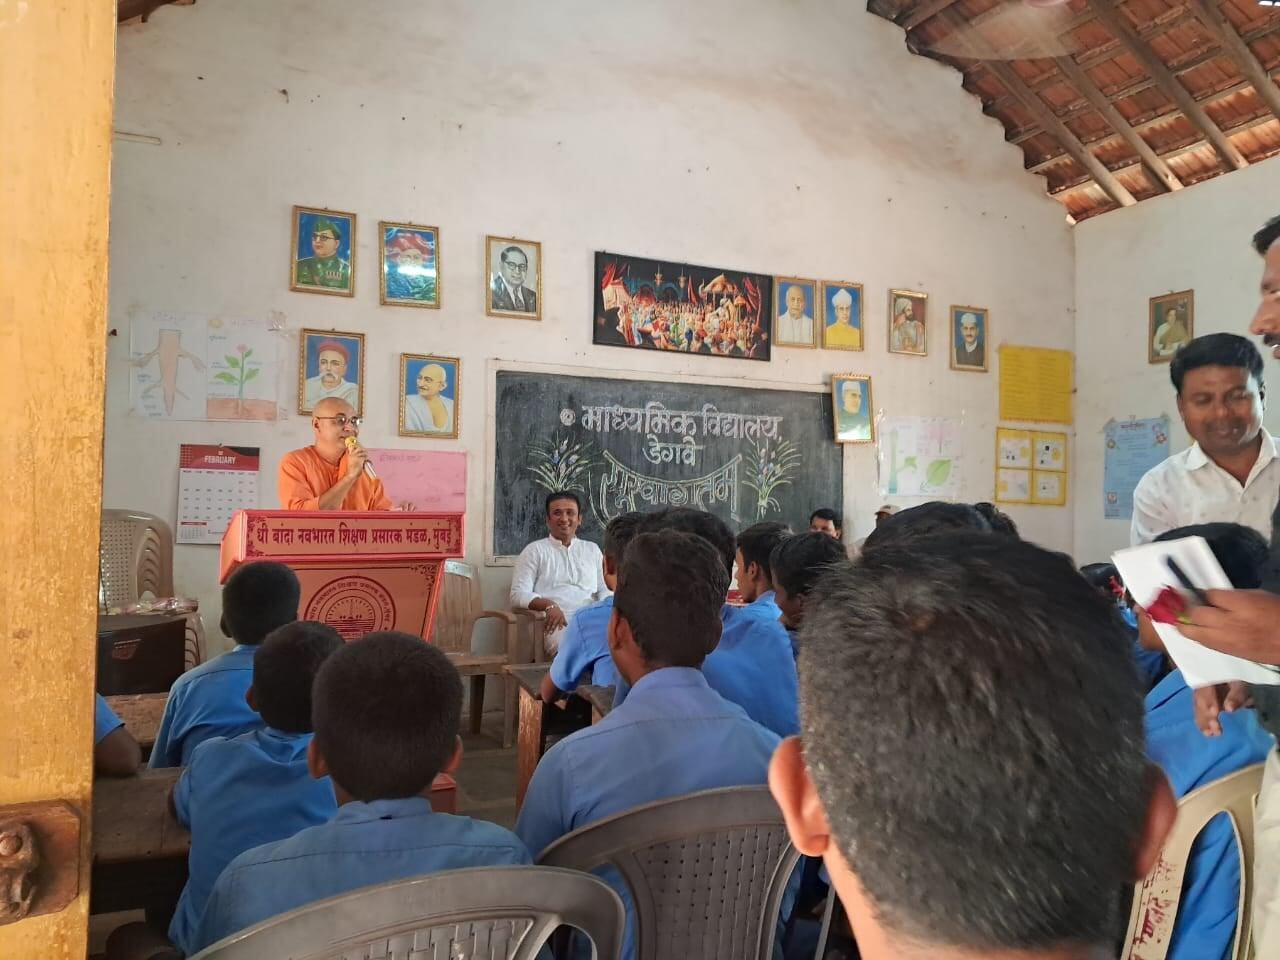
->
xmin=998 ymin=346 xmax=1073 ymax=425
xmin=177 ymin=444 xmax=260 ymax=544
xmin=1103 ymin=416 xmax=1171 ymax=520
xmin=877 ymin=417 xmax=963 ymax=499
xmin=996 ymin=427 xmax=1069 ymax=507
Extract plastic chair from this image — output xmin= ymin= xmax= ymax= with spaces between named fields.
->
xmin=100 ymin=509 xmax=175 ymax=608
xmin=537 ymin=785 xmax=800 ymax=960
xmin=1121 ymin=762 xmax=1265 ymax=960
xmin=430 ymin=560 xmax=521 ymax=747
xmin=189 ymin=866 xmax=625 ymax=960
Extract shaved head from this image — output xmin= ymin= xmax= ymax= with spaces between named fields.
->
xmin=313 ymin=397 xmax=353 ymax=419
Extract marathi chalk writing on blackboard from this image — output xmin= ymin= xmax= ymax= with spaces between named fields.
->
xmin=578 ymin=400 xmax=783 ymax=442
xmin=597 ymin=451 xmax=741 ymax=521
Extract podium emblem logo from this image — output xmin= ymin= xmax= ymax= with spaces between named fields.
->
xmin=306 ymin=576 xmax=397 ymax=641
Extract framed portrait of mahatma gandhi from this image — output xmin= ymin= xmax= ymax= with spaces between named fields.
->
xmin=832 ymin=374 xmax=874 ymax=444
xmin=1149 ymin=290 xmax=1194 ymax=364
xmin=399 ymin=353 xmax=460 ymax=439
xmin=380 ymin=222 xmax=440 ymax=308
xmin=290 ymin=205 xmax=356 ymax=297
xmin=486 ymin=236 xmax=542 ymax=321
xmin=298 ymin=329 xmax=365 ymax=416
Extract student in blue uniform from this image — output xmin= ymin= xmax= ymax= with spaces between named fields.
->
xmin=634 ymin=508 xmax=798 ymax=737
xmin=769 ymin=532 xmax=849 ymax=656
xmin=1136 ymin=523 xmax=1275 ymax=960
xmin=167 ymin=621 xmax=344 ymax=956
xmin=541 ymin=511 xmax=643 ymax=707
xmin=93 ymin=694 xmax=140 ymax=778
xmin=193 ymin=631 xmax=530 ymax=952
xmin=516 ymin=529 xmax=782 ymax=959
xmin=150 ymin=561 xmax=300 ymax=768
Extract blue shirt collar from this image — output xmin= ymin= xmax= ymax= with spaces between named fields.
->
xmin=626 ymin=666 xmax=708 ymax=696
xmin=754 ymin=591 xmax=776 ymax=606
xmin=1145 ymin=667 xmax=1186 ymax=713
xmin=331 ymin=795 xmax=434 ymax=824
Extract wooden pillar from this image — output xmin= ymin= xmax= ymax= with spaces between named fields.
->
xmin=0 ymin=0 xmax=115 ymax=955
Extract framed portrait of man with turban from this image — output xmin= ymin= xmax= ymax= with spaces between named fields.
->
xmin=380 ymin=221 xmax=440 ymax=308
xmin=298 ymin=329 xmax=365 ymax=415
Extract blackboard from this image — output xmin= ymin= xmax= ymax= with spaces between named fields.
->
xmin=488 ymin=365 xmax=842 ymax=560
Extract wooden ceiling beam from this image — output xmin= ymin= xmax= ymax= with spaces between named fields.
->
xmin=1186 ymin=0 xmax=1280 ymax=121
xmin=1053 ymin=54 xmax=1183 ymax=192
xmin=898 ymin=0 xmax=964 ymax=33
xmin=1089 ymin=0 xmax=1247 ymax=170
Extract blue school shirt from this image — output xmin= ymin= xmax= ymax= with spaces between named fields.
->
xmin=194 ymin=796 xmax=531 ymax=952
xmin=167 ymin=727 xmax=338 ymax=955
xmin=550 ymin=596 xmax=620 ymax=693
xmin=701 ymin=592 xmax=799 ymax=737
xmin=515 ymin=667 xmax=782 ymax=960
xmin=150 ymin=645 xmax=261 ymax=768
xmin=94 ymin=695 xmax=123 ymax=743
xmin=1145 ymin=669 xmax=1274 ymax=960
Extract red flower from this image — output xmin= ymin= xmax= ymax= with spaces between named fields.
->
xmin=1146 ymin=586 xmax=1190 ymax=626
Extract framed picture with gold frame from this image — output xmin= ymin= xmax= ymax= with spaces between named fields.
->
xmin=832 ymin=374 xmax=874 ymax=444
xmin=486 ymin=236 xmax=542 ymax=320
xmin=380 ymin=221 xmax=440 ymax=308
xmin=290 ymin=205 xmax=356 ymax=297
xmin=297 ymin=329 xmax=365 ymax=416
xmin=1149 ymin=290 xmax=1194 ymax=364
xmin=399 ymin=353 xmax=460 ymax=439
xmin=820 ymin=281 xmax=864 ymax=351
xmin=950 ymin=305 xmax=989 ymax=372
xmin=775 ymin=276 xmax=818 ymax=348
xmin=888 ymin=288 xmax=928 ymax=356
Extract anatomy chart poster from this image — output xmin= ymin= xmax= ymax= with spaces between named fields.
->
xmin=130 ymin=312 xmax=283 ymax=421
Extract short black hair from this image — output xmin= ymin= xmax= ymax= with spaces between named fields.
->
xmin=252 ymin=621 xmax=343 ymax=733
xmin=973 ymin=502 xmax=1019 ymax=537
xmin=222 ymin=561 xmax=301 ymax=646
xmin=861 ymin=501 xmax=990 ymax=552
xmin=312 ymin=631 xmax=462 ymax=801
xmin=769 ymin=533 xmax=848 ymax=597
xmin=1168 ymin=333 xmax=1264 ymax=395
xmin=1154 ymin=522 xmax=1268 ymax=590
xmin=545 ymin=490 xmax=582 ymax=515
xmin=801 ymin=533 xmax=1147 ymax=950
xmin=603 ymin=511 xmax=644 ymax=564
xmin=614 ymin=531 xmax=727 ymax=668
xmin=638 ymin=507 xmax=736 ymax=577
xmin=737 ymin=521 xmax=791 ymax=577
xmin=1254 ymin=214 xmax=1280 ymax=256
xmin=809 ymin=507 xmax=841 ymax=529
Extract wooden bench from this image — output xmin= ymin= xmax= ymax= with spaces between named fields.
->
xmin=104 ymin=693 xmax=167 ymax=753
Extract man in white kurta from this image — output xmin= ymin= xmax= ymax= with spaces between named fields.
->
xmin=509 ymin=491 xmax=609 ymax=654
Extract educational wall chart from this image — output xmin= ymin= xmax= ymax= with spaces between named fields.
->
xmin=1103 ymin=416 xmax=1170 ymax=519
xmin=366 ymin=449 xmax=467 ymax=513
xmin=996 ymin=428 xmax=1069 ymax=506
xmin=177 ymin=444 xmax=260 ymax=544
xmin=131 ymin=312 xmax=283 ymax=421
xmin=998 ymin=345 xmax=1073 ymax=424
xmin=877 ymin=416 xmax=962 ymax=499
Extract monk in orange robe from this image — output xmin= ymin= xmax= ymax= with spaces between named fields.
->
xmin=278 ymin=397 xmax=392 ymax=511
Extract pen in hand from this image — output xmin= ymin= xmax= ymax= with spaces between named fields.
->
xmin=1165 ymin=556 xmax=1212 ymax=608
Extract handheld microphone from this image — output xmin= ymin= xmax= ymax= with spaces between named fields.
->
xmin=345 ymin=436 xmax=378 ymax=478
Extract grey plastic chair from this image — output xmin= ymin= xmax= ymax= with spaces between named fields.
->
xmin=537 ymin=785 xmax=800 ymax=960
xmin=189 ymin=866 xmax=625 ymax=960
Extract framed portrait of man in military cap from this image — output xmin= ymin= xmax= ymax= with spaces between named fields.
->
xmin=291 ymin=205 xmax=356 ymax=297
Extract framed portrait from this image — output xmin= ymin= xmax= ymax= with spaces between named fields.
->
xmin=950 ymin=305 xmax=989 ymax=372
xmin=290 ymin=205 xmax=356 ymax=297
xmin=1149 ymin=290 xmax=1194 ymax=364
xmin=297 ymin=329 xmax=365 ymax=416
xmin=888 ymin=289 xmax=928 ymax=357
xmin=592 ymin=252 xmax=773 ymax=361
xmin=399 ymin=353 xmax=460 ymax=439
xmin=774 ymin=277 xmax=818 ymax=348
xmin=486 ymin=236 xmax=542 ymax=320
xmin=820 ymin=281 xmax=864 ymax=351
xmin=832 ymin=374 xmax=874 ymax=444
xmin=380 ymin=222 xmax=440 ymax=308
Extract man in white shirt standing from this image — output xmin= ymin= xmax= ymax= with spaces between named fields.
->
xmin=509 ymin=491 xmax=609 ymax=654
xmin=1131 ymin=333 xmax=1279 ymax=545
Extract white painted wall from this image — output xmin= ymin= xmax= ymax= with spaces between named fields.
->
xmin=106 ymin=0 xmax=1076 ymax=649
xmin=1073 ymin=158 xmax=1280 ymax=565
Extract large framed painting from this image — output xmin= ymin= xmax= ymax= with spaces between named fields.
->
xmin=290 ymin=205 xmax=355 ymax=297
xmin=594 ymin=252 xmax=773 ymax=361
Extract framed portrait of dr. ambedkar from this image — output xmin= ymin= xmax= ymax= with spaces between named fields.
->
xmin=486 ymin=236 xmax=542 ymax=321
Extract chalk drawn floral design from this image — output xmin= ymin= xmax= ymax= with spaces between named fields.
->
xmin=743 ymin=440 xmax=802 ymax=521
xmin=526 ymin=432 xmax=599 ymax=496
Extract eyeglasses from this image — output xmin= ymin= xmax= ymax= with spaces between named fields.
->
xmin=315 ymin=414 xmax=362 ymax=428
xmin=501 ymin=259 xmax=529 ymax=272
xmin=312 ymin=233 xmax=337 ymax=242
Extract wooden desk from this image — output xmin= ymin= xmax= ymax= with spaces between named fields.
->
xmin=576 ymin=684 xmax=615 ymax=724
xmin=506 ymin=663 xmax=550 ymax=810
xmin=90 ymin=767 xmax=459 ymax=914
xmin=104 ymin=693 xmax=167 ymax=751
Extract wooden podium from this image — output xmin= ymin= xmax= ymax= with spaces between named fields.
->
xmin=219 ymin=510 xmax=464 ymax=641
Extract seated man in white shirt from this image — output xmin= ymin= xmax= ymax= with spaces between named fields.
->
xmin=508 ymin=490 xmax=609 ymax=654
xmin=1132 ymin=333 xmax=1279 ymax=545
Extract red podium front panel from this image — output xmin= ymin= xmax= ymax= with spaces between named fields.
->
xmin=220 ymin=511 xmax=464 ymax=642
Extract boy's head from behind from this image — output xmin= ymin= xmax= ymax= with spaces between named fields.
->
xmin=769 ymin=532 xmax=848 ymax=630
xmin=249 ymin=621 xmax=343 ymax=733
xmin=310 ymin=631 xmax=463 ymax=803
xmin=638 ymin=507 xmax=736 ymax=580
xmin=609 ymin=530 xmax=728 ymax=682
xmin=735 ymin=521 xmax=791 ymax=602
xmin=221 ymin=561 xmax=301 ymax=646
xmin=602 ymin=511 xmax=644 ymax=589
xmin=860 ymin=501 xmax=990 ymax=553
xmin=769 ymin=532 xmax=1175 ymax=959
